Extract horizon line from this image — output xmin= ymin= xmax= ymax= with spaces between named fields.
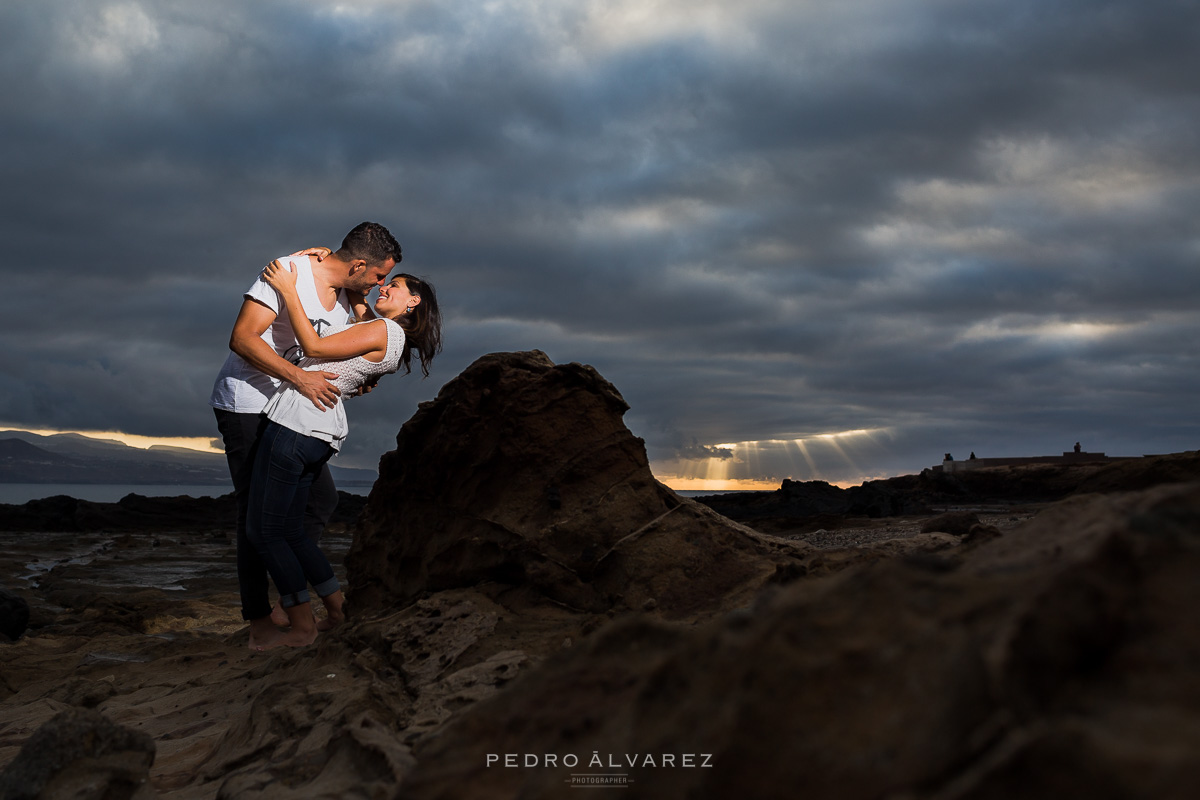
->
xmin=0 ymin=424 xmax=225 ymax=456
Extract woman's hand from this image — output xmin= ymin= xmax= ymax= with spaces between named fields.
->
xmin=263 ymin=259 xmax=299 ymax=295
xmin=289 ymin=246 xmax=331 ymax=261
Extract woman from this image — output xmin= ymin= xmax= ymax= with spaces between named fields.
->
xmin=245 ymin=260 xmax=441 ymax=649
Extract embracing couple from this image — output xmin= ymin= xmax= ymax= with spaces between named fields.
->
xmin=209 ymin=222 xmax=442 ymax=650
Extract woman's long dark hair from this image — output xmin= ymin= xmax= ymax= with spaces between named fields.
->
xmin=393 ymin=273 xmax=442 ymax=377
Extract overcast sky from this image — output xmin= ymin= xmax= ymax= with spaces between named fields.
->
xmin=2 ymin=0 xmax=1198 ymax=488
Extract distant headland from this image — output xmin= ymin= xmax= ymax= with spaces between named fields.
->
xmin=934 ymin=442 xmax=1153 ymax=474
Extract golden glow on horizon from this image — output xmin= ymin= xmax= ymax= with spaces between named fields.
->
xmin=0 ymin=425 xmax=224 ymax=455
xmin=654 ymin=427 xmax=891 ymax=489
xmin=660 ymin=477 xmax=784 ymax=492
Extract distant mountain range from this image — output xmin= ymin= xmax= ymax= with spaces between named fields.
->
xmin=0 ymin=430 xmax=378 ymax=486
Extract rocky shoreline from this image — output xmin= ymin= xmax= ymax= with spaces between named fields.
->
xmin=0 ymin=491 xmax=367 ymax=534
xmin=2 ymin=352 xmax=1198 ymax=799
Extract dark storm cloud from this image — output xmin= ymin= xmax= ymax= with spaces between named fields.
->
xmin=1 ymin=0 xmax=1197 ymax=482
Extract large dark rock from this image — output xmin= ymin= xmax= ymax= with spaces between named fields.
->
xmin=0 ymin=708 xmax=156 ymax=799
xmin=346 ymin=351 xmax=808 ymax=619
xmin=844 ymin=479 xmax=931 ymax=517
xmin=0 ymin=586 xmax=29 ymax=641
xmin=400 ymin=481 xmax=1200 ymax=799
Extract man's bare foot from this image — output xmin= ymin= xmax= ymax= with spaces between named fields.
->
xmin=317 ymin=590 xmax=345 ymax=631
xmin=247 ymin=616 xmax=284 ymax=651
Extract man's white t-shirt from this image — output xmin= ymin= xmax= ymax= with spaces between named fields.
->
xmin=209 ymin=256 xmax=356 ymax=414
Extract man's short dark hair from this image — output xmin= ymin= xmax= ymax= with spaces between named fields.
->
xmin=336 ymin=221 xmax=402 ymax=266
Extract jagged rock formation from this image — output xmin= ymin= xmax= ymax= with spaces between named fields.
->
xmin=0 ymin=708 xmax=156 ymax=800
xmin=399 ymin=481 xmax=1200 ymax=799
xmin=347 ymin=351 xmax=811 ymax=620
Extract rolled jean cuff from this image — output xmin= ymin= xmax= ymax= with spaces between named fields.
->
xmin=313 ymin=576 xmax=341 ymax=599
xmin=242 ymin=601 xmax=274 ymax=622
xmin=279 ymin=588 xmax=311 ymax=609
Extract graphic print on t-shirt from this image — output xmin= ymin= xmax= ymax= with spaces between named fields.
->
xmin=210 ymin=255 xmax=358 ymax=414
xmin=282 ymin=314 xmax=356 ymax=364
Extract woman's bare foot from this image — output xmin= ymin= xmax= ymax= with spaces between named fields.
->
xmin=271 ymin=600 xmax=319 ymax=629
xmin=268 ymin=602 xmax=318 ymax=648
xmin=317 ymin=590 xmax=345 ymax=632
xmin=248 ymin=604 xmax=319 ymax=650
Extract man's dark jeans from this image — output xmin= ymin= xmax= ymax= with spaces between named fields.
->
xmin=213 ymin=409 xmax=338 ymax=620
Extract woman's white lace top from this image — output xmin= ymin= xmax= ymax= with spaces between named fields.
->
xmin=262 ymin=318 xmax=406 ymax=451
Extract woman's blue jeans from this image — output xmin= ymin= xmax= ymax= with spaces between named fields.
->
xmin=245 ymin=420 xmax=340 ymax=614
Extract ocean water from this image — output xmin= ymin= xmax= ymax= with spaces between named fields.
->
xmin=0 ymin=483 xmax=371 ymax=505
xmin=0 ymin=484 xmax=745 ymax=505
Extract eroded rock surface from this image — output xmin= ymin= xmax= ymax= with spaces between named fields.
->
xmin=347 ymin=351 xmax=812 ymax=620
xmin=0 ymin=708 xmax=156 ymax=800
xmin=399 ymin=482 xmax=1200 ymax=799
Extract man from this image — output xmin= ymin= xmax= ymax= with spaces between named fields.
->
xmin=210 ymin=221 xmax=401 ymax=649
